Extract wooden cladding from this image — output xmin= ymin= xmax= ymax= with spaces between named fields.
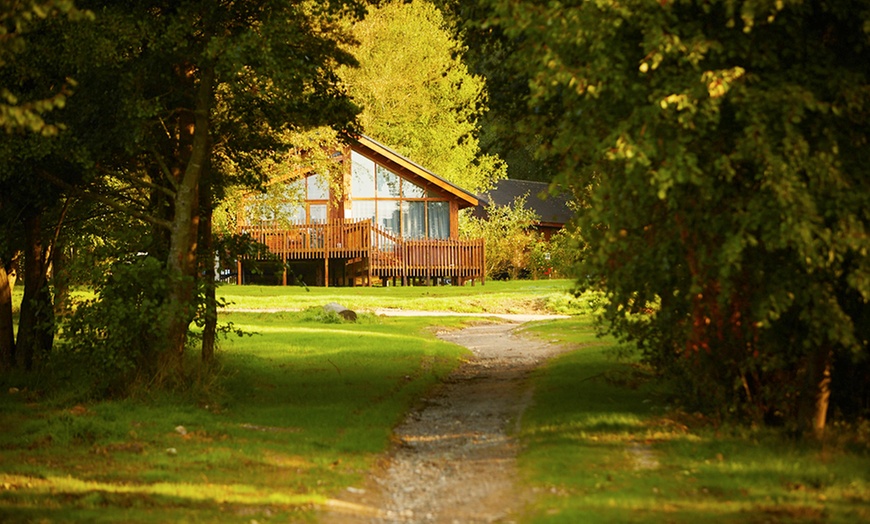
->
xmin=238 ymin=219 xmax=485 ymax=285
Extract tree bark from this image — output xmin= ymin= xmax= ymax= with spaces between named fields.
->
xmin=0 ymin=259 xmax=16 ymax=370
xmin=16 ymin=213 xmax=54 ymax=371
xmin=162 ymin=66 xmax=214 ymax=374
xmin=52 ymin=236 xmax=70 ymax=317
xmin=809 ymin=346 xmax=833 ymax=441
xmin=200 ymin=176 xmax=217 ymax=364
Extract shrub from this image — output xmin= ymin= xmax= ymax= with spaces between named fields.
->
xmin=55 ymin=256 xmax=171 ymax=397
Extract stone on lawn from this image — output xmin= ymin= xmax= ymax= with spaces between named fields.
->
xmin=323 ymin=302 xmax=357 ymax=322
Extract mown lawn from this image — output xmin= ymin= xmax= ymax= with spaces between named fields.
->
xmin=0 ymin=311 xmax=470 ymax=523
xmin=517 ymin=319 xmax=870 ymax=523
xmin=3 ymin=283 xmax=869 ymax=523
xmin=216 ymin=278 xmax=590 ymax=315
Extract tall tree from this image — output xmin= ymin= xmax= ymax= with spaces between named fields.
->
xmin=1 ymin=0 xmax=366 ymax=383
xmin=459 ymin=0 xmax=870 ymax=437
xmin=341 ymin=0 xmax=504 ymax=192
xmin=76 ymin=0 xmax=366 ymax=375
xmin=0 ymin=3 xmax=96 ymax=371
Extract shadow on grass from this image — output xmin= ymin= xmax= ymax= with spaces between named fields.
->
xmin=517 ymin=322 xmax=870 ymax=524
xmin=0 ymin=312 xmax=470 ymax=523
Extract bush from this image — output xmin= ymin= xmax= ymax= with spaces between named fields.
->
xmin=55 ymin=256 xmax=171 ymax=397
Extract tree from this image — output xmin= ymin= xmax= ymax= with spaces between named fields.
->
xmin=460 ymin=0 xmax=870 ymax=437
xmin=0 ymin=3 xmax=98 ymax=371
xmin=341 ymin=0 xmax=504 ymax=192
xmin=74 ymin=0 xmax=367 ymax=377
xmin=0 ymin=0 xmax=367 ymax=387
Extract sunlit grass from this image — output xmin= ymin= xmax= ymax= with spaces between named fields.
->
xmin=216 ymin=279 xmax=589 ymax=314
xmin=0 ymin=311 xmax=472 ymax=522
xmin=517 ymin=319 xmax=870 ymax=523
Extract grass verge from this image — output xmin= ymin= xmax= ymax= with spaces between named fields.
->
xmin=0 ymin=311 xmax=471 ymax=523
xmin=216 ymin=279 xmax=594 ymax=315
xmin=517 ymin=319 xmax=870 ymax=523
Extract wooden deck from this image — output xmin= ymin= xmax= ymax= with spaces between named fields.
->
xmin=237 ymin=219 xmax=485 ymax=286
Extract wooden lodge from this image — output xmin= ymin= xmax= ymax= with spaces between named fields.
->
xmin=236 ymin=136 xmax=485 ymax=287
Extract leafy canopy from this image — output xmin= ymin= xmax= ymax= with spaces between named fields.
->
xmin=341 ymin=0 xmax=504 ymax=192
xmin=463 ymin=0 xmax=870 ymax=428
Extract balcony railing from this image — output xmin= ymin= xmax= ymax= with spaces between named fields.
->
xmin=238 ymin=219 xmax=485 ymax=284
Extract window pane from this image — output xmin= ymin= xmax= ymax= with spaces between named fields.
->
xmin=378 ymin=200 xmax=400 ymax=236
xmin=377 ymin=165 xmax=401 ymax=197
xmin=403 ymin=201 xmax=426 ymax=239
xmin=309 ymin=204 xmax=327 ymax=224
xmin=286 ymin=177 xmax=305 ymax=200
xmin=351 ymin=150 xmax=375 ymax=198
xmin=307 ymin=173 xmax=329 ymax=200
xmin=428 ymin=201 xmax=450 ymax=239
xmin=402 ymin=179 xmax=427 ymax=198
xmin=280 ymin=202 xmax=306 ymax=223
xmin=352 ymin=200 xmax=376 ymax=223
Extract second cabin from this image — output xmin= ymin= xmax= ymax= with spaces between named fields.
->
xmin=236 ymin=135 xmax=486 ymax=287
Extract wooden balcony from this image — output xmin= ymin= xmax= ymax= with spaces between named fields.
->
xmin=237 ymin=219 xmax=485 ymax=286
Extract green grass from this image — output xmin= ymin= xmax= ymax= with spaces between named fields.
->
xmin=517 ymin=319 xmax=870 ymax=523
xmin=0 ymin=311 xmax=471 ymax=523
xmin=216 ymin=279 xmax=592 ymax=315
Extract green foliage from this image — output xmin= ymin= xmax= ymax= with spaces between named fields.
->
xmin=56 ymin=256 xmax=171 ymax=397
xmin=0 ymin=0 xmax=93 ymax=135
xmin=464 ymin=0 xmax=870 ymax=431
xmin=461 ymin=195 xmax=540 ymax=279
xmin=342 ymin=0 xmax=505 ymax=192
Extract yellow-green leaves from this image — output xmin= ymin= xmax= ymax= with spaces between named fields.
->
xmin=702 ymin=67 xmax=745 ymax=99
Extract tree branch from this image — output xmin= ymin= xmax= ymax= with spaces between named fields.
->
xmin=149 ymin=147 xmax=180 ymax=192
xmin=37 ymin=172 xmax=173 ymax=231
xmin=100 ymin=164 xmax=176 ymax=199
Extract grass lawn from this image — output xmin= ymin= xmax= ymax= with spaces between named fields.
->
xmin=3 ymin=282 xmax=868 ymax=522
xmin=517 ymin=319 xmax=870 ymax=523
xmin=216 ymin=279 xmax=590 ymax=315
xmin=0 ymin=311 xmax=471 ymax=523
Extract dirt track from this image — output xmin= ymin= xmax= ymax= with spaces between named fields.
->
xmin=319 ymin=320 xmax=568 ymax=523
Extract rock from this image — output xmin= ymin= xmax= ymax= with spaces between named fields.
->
xmin=323 ymin=302 xmax=357 ymax=322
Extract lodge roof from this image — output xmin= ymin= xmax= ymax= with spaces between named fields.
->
xmin=352 ymin=135 xmax=480 ymax=209
xmin=473 ymin=179 xmax=573 ymax=227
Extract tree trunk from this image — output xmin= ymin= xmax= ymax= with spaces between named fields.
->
xmin=52 ymin=236 xmax=70 ymax=317
xmin=162 ymin=66 xmax=214 ymax=374
xmin=0 ymin=259 xmax=16 ymax=370
xmin=200 ymin=180 xmax=217 ymax=364
xmin=16 ymin=213 xmax=54 ymax=371
xmin=807 ymin=346 xmax=833 ymax=441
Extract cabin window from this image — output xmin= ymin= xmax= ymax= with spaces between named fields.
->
xmin=352 ymin=200 xmax=376 ymax=223
xmin=309 ymin=204 xmax=328 ymax=224
xmin=350 ymin=149 xmax=454 ymax=239
xmin=403 ymin=201 xmax=426 ymax=239
xmin=351 ymin=150 xmax=376 ymax=198
xmin=428 ymin=201 xmax=450 ymax=239
xmin=377 ymin=165 xmax=401 ymax=197
xmin=307 ymin=172 xmax=330 ymax=200
xmin=378 ymin=200 xmax=401 ymax=236
xmin=402 ymin=179 xmax=427 ymax=198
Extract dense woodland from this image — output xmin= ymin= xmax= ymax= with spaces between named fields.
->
xmin=1 ymin=0 xmax=868 ymax=438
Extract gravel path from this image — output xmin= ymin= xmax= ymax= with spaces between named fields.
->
xmin=319 ymin=320 xmax=569 ymax=523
